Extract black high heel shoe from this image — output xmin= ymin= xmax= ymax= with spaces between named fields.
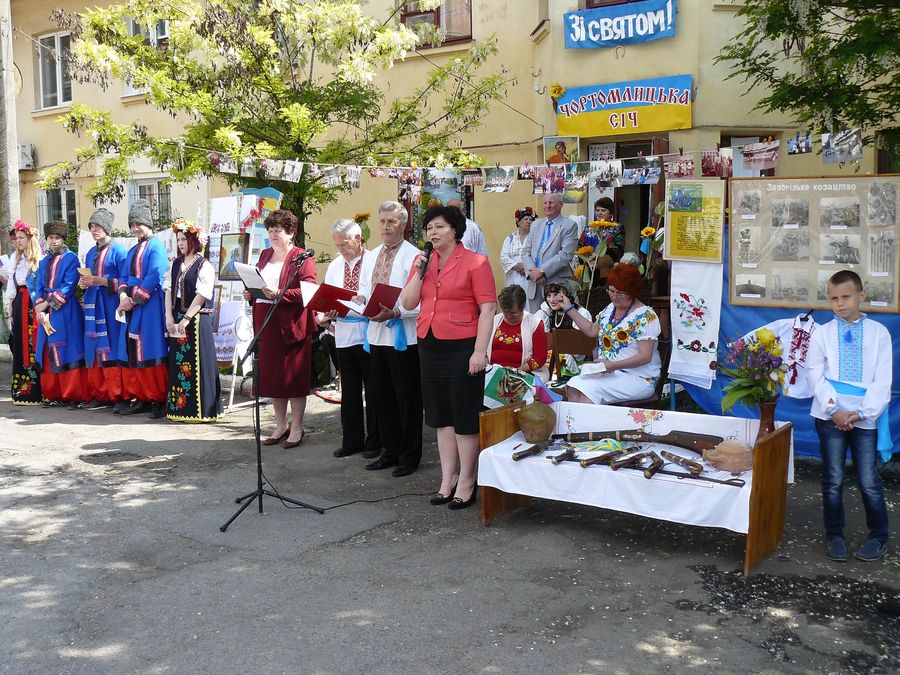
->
xmin=448 ymin=485 xmax=478 ymax=510
xmin=429 ymin=483 xmax=457 ymax=506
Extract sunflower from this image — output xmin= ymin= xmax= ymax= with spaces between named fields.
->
xmin=353 ymin=212 xmax=371 ymax=224
xmin=576 ymin=245 xmax=594 ymax=256
xmin=641 ymin=226 xmax=656 ymax=239
xmin=615 ymin=329 xmax=629 ymax=342
xmin=591 ymin=219 xmax=616 ymax=229
xmin=601 ymin=335 xmax=614 ymax=350
xmin=549 ymin=83 xmax=566 ymax=99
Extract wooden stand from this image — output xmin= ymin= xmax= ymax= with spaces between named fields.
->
xmin=478 ymin=404 xmax=793 ymax=575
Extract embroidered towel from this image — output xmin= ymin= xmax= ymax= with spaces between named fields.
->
xmin=668 ymin=261 xmax=723 ymax=389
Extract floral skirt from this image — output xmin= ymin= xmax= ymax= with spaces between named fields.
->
xmin=10 ymin=287 xmax=42 ymax=405
xmin=166 ymin=311 xmax=221 ymax=422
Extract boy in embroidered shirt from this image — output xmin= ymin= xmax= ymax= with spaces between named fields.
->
xmin=806 ymin=270 xmax=892 ymax=562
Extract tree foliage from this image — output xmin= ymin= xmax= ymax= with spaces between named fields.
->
xmin=41 ymin=0 xmax=507 ymax=236
xmin=717 ymin=0 xmax=899 ymax=148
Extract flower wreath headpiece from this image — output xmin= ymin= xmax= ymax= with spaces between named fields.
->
xmin=515 ymin=206 xmax=536 ymax=222
xmin=12 ymin=219 xmax=39 ymax=237
xmin=171 ymin=218 xmax=208 ymax=246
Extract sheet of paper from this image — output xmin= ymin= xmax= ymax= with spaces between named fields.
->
xmin=337 ymin=299 xmax=366 ymax=316
xmin=233 ymin=262 xmax=265 ymax=291
xmin=579 ymin=362 xmax=607 ymax=375
xmin=299 ymin=281 xmax=319 ymax=307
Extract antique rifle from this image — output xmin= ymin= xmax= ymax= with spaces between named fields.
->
xmin=659 ymin=450 xmax=703 ymax=476
xmin=643 ymin=452 xmax=664 ymax=479
xmin=512 ymin=441 xmax=552 ymax=461
xmin=551 ymin=429 xmax=723 ymax=454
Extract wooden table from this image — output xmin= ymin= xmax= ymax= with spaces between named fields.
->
xmin=478 ymin=404 xmax=792 ymax=575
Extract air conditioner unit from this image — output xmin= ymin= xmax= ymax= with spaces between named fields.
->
xmin=18 ymin=144 xmax=35 ymax=171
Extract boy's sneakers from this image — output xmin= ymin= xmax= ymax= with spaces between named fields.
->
xmin=855 ymin=539 xmax=887 ymax=561
xmin=826 ymin=537 xmax=848 ymax=561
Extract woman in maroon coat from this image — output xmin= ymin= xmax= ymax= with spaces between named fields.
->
xmin=242 ymin=210 xmax=316 ymax=448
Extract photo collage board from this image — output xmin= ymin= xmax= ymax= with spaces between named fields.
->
xmin=729 ymin=176 xmax=900 ymax=312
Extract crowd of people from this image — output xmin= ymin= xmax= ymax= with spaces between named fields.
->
xmin=5 ymin=195 xmax=662 ymax=511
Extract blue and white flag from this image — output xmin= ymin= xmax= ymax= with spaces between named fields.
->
xmin=564 ymin=0 xmax=676 ymax=49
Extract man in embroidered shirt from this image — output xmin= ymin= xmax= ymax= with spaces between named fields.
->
xmin=355 ymin=201 xmax=423 ymax=477
xmin=806 ymin=269 xmax=891 ymax=562
xmin=521 ymin=193 xmax=578 ymax=313
xmin=320 ymin=218 xmax=381 ymax=459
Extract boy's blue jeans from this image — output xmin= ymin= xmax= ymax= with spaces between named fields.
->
xmin=815 ymin=418 xmax=889 ymax=544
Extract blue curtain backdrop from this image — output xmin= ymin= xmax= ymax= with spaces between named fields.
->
xmin=680 ymin=237 xmax=899 ymax=459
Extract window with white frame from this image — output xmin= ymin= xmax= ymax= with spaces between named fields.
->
xmin=123 ymin=19 xmax=170 ymax=95
xmin=130 ymin=179 xmax=172 ymax=225
xmin=38 ymin=187 xmax=77 ymax=227
xmin=401 ymin=1 xmax=472 ymax=44
xmin=36 ymin=32 xmax=71 ymax=109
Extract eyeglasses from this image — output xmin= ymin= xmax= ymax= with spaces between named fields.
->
xmin=607 ymin=288 xmax=629 ymax=298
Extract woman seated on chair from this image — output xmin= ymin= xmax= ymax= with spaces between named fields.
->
xmin=556 ymin=263 xmax=661 ymax=404
xmin=487 ymin=285 xmax=549 ymax=381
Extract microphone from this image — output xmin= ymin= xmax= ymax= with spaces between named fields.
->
xmin=290 ymin=248 xmax=316 ymax=265
xmin=419 ymin=242 xmax=434 ymax=279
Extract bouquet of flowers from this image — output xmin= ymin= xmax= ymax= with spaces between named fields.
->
xmin=719 ymin=328 xmax=787 ymax=412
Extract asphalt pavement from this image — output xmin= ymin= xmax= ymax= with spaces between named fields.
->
xmin=0 ymin=362 xmax=896 ymax=674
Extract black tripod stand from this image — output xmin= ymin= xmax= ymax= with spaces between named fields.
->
xmin=221 ymin=252 xmax=325 ymax=531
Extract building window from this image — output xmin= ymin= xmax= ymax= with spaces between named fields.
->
xmin=36 ymin=32 xmax=71 ymax=109
xmin=130 ymin=179 xmax=172 ymax=226
xmin=38 ymin=187 xmax=77 ymax=227
xmin=127 ymin=18 xmax=170 ymax=46
xmin=585 ymin=0 xmax=637 ymax=7
xmin=401 ymin=1 xmax=472 ymax=44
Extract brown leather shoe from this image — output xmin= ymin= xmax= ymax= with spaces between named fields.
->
xmin=262 ymin=430 xmax=288 ymax=446
xmin=283 ymin=431 xmax=305 ymax=449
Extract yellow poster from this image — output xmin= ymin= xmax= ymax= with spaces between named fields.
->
xmin=664 ymin=180 xmax=725 ymax=263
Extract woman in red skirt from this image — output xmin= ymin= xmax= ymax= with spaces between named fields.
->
xmin=242 ymin=210 xmax=317 ymax=448
xmin=4 ymin=220 xmax=44 ymax=405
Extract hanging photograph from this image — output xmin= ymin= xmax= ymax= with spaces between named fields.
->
xmin=700 ymin=148 xmax=732 ymax=177
xmin=787 ymin=133 xmax=812 ymax=155
xmin=482 ymin=166 xmax=516 ymax=193
xmin=422 ymin=168 xmax=461 ymax=204
xmin=771 ymin=198 xmax=809 ymax=228
xmin=868 ymin=182 xmax=897 ymax=226
xmin=517 ymin=164 xmax=534 ymax=180
xmin=621 ymin=155 xmax=662 ymax=185
xmin=822 ymin=128 xmax=863 ymax=163
xmin=281 ymin=160 xmax=303 ymax=183
xmin=589 ymin=159 xmax=623 ymax=188
xmin=218 ymin=154 xmax=238 ymax=175
xmin=544 ymin=136 xmax=580 ymax=165
xmin=820 ymin=197 xmax=861 ymax=229
xmin=735 ymin=225 xmax=763 ymax=266
xmin=662 ymin=153 xmax=695 ymax=179
xmin=460 ymin=168 xmax=483 ymax=187
xmin=819 ymin=233 xmax=862 ymax=265
xmin=217 ymin=233 xmax=249 ymax=281
xmin=867 ymin=231 xmax=896 ymax=275
xmin=240 ymin=157 xmax=257 ymax=178
xmin=739 ymin=140 xmax=779 ymax=171
xmin=344 ymin=166 xmax=361 ymax=189
xmin=769 ymin=267 xmax=809 ymax=303
xmin=533 ymin=165 xmax=566 ymax=194
xmin=736 ymin=190 xmax=761 ymax=218
xmin=259 ymin=159 xmax=284 ymax=181
xmin=587 ymin=142 xmax=616 ymax=161
xmin=735 ymin=274 xmax=767 ymax=299
xmin=771 ymin=229 xmax=811 ymax=262
xmin=865 ymin=278 xmax=895 ymax=308
xmin=322 ymin=164 xmax=342 ymax=188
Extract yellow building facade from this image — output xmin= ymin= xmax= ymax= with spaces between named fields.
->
xmin=11 ymin=0 xmax=878 ymax=282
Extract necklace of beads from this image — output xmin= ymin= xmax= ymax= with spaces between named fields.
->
xmin=608 ymin=299 xmax=635 ymax=329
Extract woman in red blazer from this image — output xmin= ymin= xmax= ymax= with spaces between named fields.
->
xmin=242 ymin=210 xmax=316 ymax=448
xmin=401 ymin=205 xmax=497 ymax=510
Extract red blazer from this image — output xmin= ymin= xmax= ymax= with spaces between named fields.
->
xmin=413 ymin=243 xmax=496 ymax=340
xmin=255 ymin=246 xmax=317 ymax=345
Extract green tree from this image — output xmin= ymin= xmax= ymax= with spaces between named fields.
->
xmin=40 ymin=0 xmax=506 ymax=239
xmin=717 ymin=0 xmax=899 ymax=149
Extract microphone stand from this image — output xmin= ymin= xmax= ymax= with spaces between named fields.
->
xmin=221 ymin=252 xmax=325 ymax=531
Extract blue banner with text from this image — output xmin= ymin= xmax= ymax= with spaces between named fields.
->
xmin=564 ymin=0 xmax=676 ymax=49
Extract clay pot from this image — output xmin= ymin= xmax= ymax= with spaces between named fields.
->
xmin=516 ymin=401 xmax=556 ymax=443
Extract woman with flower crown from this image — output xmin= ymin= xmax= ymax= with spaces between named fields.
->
xmin=3 ymin=220 xmax=44 ymax=404
xmin=163 ymin=220 xmax=221 ymax=422
xmin=557 ymin=263 xmax=661 ymax=404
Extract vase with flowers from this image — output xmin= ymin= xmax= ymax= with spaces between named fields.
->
xmin=720 ymin=327 xmax=788 ymax=442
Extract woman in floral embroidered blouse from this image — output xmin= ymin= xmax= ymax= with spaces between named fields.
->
xmin=499 ymin=207 xmax=535 ymax=291
xmin=558 ymin=264 xmax=661 ymax=404
xmin=487 ymin=285 xmax=548 ymax=379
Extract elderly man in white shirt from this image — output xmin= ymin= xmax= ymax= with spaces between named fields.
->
xmin=319 ymin=218 xmax=381 ymax=460
xmin=355 ymin=201 xmax=423 ymax=477
xmin=447 ymin=198 xmax=487 ymax=256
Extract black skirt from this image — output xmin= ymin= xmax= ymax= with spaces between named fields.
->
xmin=418 ymin=331 xmax=482 ymax=435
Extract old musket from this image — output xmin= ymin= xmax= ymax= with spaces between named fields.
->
xmin=609 ymin=451 xmax=652 ymax=471
xmin=615 ymin=456 xmax=746 ymax=487
xmin=511 ymin=440 xmax=559 ymax=461
xmin=551 ymin=429 xmax=723 ymax=454
xmin=549 ymin=446 xmax=578 ymax=465
xmin=659 ymin=450 xmax=703 ymax=476
xmin=578 ymin=447 xmax=628 ymax=468
xmin=643 ymin=451 xmax=665 ymax=479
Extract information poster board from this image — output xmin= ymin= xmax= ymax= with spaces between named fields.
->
xmin=664 ymin=179 xmax=725 ymax=263
xmin=729 ymin=175 xmax=900 ymax=312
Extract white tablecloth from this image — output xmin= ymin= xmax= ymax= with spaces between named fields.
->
xmin=479 ymin=432 xmax=753 ymax=534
